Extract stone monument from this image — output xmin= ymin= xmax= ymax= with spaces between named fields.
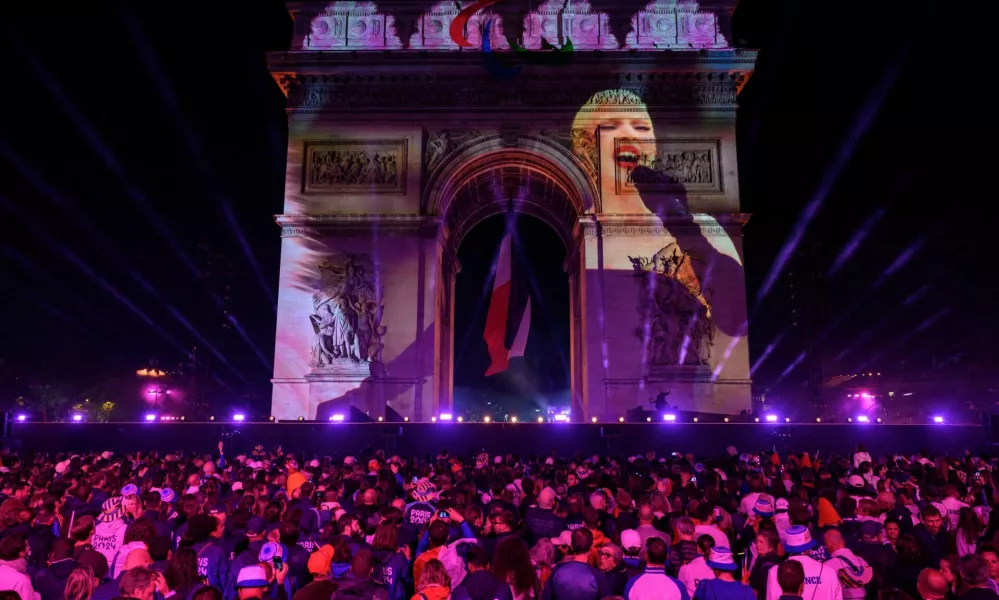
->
xmin=268 ymin=0 xmax=756 ymax=421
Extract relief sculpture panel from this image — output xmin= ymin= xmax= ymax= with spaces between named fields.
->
xmin=309 ymin=254 xmax=387 ymax=368
xmin=303 ymin=140 xmax=408 ymax=195
xmin=630 ymin=243 xmax=715 ymax=367
xmin=614 ymin=138 xmax=722 ymax=195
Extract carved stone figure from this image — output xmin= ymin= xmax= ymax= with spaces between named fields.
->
xmin=426 ymin=129 xmax=481 ymax=172
xmin=630 ymin=243 xmax=715 ymax=366
xmin=309 ymin=254 xmax=387 ymax=367
xmin=310 ymin=149 xmax=398 ymax=186
xmin=626 ymin=149 xmax=713 ymax=186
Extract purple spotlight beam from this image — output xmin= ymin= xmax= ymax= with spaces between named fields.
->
xmin=826 ymin=207 xmax=886 ymax=278
xmin=753 ymin=32 xmax=916 ymax=310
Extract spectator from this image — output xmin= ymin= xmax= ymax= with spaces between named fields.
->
xmin=623 ymin=537 xmax=686 ymax=600
xmin=776 ymin=561 xmax=804 ymax=600
xmin=0 ymin=535 xmax=39 ymax=600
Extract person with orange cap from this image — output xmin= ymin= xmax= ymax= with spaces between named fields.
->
xmin=294 ymin=545 xmax=337 ymax=600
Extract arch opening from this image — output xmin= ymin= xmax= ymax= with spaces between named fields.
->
xmin=432 ymin=151 xmax=587 ymax=421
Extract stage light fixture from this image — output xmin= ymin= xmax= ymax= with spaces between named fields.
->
xmin=16 ymin=415 xmax=26 ymax=422
xmin=233 ymin=414 xmax=245 ymax=422
xmin=404 ymin=417 xmax=410 ymax=422
xmin=72 ymin=414 xmax=83 ymax=422
xmin=933 ymin=416 xmax=944 ymax=424
xmin=268 ymin=416 xmax=275 ymax=422
xmin=646 ymin=417 xmax=651 ymax=422
xmin=663 ymin=414 xmax=676 ymax=422
xmin=510 ymin=416 xmax=518 ymax=423
xmin=724 ymin=417 xmax=729 ymax=423
xmin=537 ymin=416 xmax=544 ymax=423
xmin=439 ymin=413 xmax=453 ymax=421
xmin=766 ymin=415 xmax=778 ymax=423
xmin=431 ymin=416 xmax=437 ymax=422
xmin=457 ymin=416 xmax=464 ymax=422
xmin=378 ymin=416 xmax=384 ymax=422
xmin=876 ymin=417 xmax=883 ymax=423
xmin=554 ymin=414 xmax=569 ymax=422
xmin=297 ymin=416 xmax=304 ymax=421
xmin=847 ymin=417 xmax=853 ymax=423
xmin=483 ymin=416 xmax=491 ymax=423
xmin=329 ymin=414 xmax=345 ymax=422
xmin=209 ymin=416 xmax=215 ymax=421
xmin=145 ymin=414 xmax=156 ymax=422
xmin=754 ymin=417 xmax=760 ymax=423
xmin=591 ymin=416 xmax=598 ymax=423
xmin=785 ymin=417 xmax=791 ymax=423
xmin=180 ymin=416 xmax=186 ymax=421
xmin=693 ymin=417 xmax=699 ymax=422
xmin=857 ymin=415 xmax=869 ymax=423
xmin=816 ymin=418 xmax=822 ymax=423
xmin=618 ymin=416 xmax=625 ymax=422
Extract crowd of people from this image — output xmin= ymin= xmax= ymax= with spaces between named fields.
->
xmin=0 ymin=440 xmax=996 ymax=600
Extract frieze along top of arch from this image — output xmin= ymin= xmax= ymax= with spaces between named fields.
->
xmin=282 ymin=0 xmax=738 ymax=52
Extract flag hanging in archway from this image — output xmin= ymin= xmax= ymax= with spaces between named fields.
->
xmin=483 ymin=233 xmax=531 ymax=376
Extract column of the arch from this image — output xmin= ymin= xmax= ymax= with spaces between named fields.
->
xmin=567 ymin=248 xmax=586 ymax=421
xmin=433 ymin=243 xmax=459 ymax=419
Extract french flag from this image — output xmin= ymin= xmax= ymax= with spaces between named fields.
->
xmin=483 ymin=233 xmax=531 ymax=376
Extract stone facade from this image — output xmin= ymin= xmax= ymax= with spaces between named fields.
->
xmin=268 ymin=0 xmax=756 ymax=421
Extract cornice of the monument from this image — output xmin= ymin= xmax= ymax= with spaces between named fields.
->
xmin=273 ymin=0 xmax=751 ymax=55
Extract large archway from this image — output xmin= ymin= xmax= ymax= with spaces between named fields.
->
xmin=429 ymin=137 xmax=591 ymax=420
xmin=453 ymin=214 xmax=570 ymax=422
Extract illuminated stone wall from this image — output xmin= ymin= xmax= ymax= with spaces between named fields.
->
xmin=268 ymin=0 xmax=755 ymax=420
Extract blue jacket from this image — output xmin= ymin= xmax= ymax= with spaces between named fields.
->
xmin=191 ymin=539 xmax=228 ymax=590
xmin=452 ymin=570 xmax=512 ymax=600
xmin=542 ymin=560 xmax=611 ymax=600
xmin=224 ymin=540 xmax=265 ymax=600
xmin=372 ymin=549 xmax=410 ymax=600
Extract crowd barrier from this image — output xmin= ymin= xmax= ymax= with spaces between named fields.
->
xmin=3 ymin=422 xmax=987 ymax=458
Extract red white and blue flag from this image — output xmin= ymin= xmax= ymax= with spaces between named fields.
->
xmin=483 ymin=233 xmax=531 ymax=376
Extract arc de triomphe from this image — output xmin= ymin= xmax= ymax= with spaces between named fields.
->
xmin=268 ymin=0 xmax=756 ymax=422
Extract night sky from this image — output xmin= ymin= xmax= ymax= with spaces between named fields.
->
xmin=1 ymin=0 xmax=989 ymax=415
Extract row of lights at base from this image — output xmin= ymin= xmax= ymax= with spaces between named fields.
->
xmin=31 ymin=413 xmax=945 ymax=425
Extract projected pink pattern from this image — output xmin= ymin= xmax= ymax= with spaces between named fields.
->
xmin=295 ymin=1 xmax=729 ymax=51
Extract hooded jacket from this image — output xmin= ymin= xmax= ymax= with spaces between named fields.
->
xmin=32 ymin=557 xmax=76 ymax=600
xmin=451 ymin=569 xmax=512 ymax=600
xmin=0 ymin=558 xmax=40 ymax=600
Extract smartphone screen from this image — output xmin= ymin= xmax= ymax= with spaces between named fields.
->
xmin=438 ymin=510 xmax=449 ymax=519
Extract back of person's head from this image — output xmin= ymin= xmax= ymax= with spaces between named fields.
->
xmin=147 ymin=536 xmax=171 ymax=562
xmin=71 ymin=515 xmax=96 ymax=542
xmin=895 ymin=534 xmax=923 ymax=563
xmin=695 ymin=502 xmax=714 ymax=523
xmin=646 ymin=537 xmax=668 ymax=566
xmin=570 ymin=528 xmax=594 ymax=555
xmin=696 ymin=534 xmax=715 ymax=554
xmin=371 ymin=523 xmax=399 ymax=551
xmin=675 ymin=516 xmax=695 ymax=537
xmin=166 ymin=546 xmax=199 ymax=592
xmin=428 ymin=520 xmax=450 ymax=548
xmin=465 ymin=544 xmax=490 ymax=569
xmin=192 ymin=587 xmax=223 ymax=600
xmin=183 ymin=514 xmax=218 ymax=543
xmin=351 ymin=548 xmax=374 ymax=579
xmin=638 ymin=503 xmax=654 ymax=523
xmin=64 ymin=565 xmax=98 ymax=600
xmin=917 ymin=568 xmax=949 ymax=599
xmin=49 ymin=538 xmax=75 ymax=562
xmin=120 ymin=566 xmax=154 ymax=597
xmin=778 ymin=560 xmax=805 ymax=595
xmin=0 ymin=535 xmax=26 ymax=561
xmin=123 ymin=548 xmax=153 ymax=571
xmin=141 ymin=491 xmax=161 ymax=510
xmin=279 ymin=520 xmax=300 ymax=546
xmin=418 ymin=558 xmax=452 ymax=590
xmin=960 ymin=554 xmax=990 ymax=586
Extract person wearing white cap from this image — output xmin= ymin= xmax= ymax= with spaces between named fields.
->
xmin=766 ymin=526 xmax=843 ymax=600
xmin=91 ymin=497 xmax=129 ymax=564
xmin=693 ymin=547 xmax=753 ymax=600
